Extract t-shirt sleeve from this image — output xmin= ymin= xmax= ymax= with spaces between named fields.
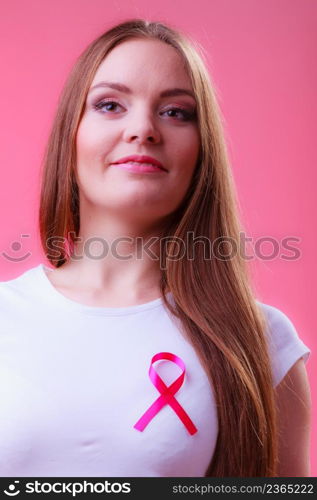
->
xmin=256 ymin=301 xmax=311 ymax=388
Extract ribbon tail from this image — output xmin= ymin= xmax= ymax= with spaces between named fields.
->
xmin=168 ymin=397 xmax=198 ymax=435
xmin=133 ymin=394 xmax=166 ymax=431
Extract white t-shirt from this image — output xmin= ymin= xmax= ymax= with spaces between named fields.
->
xmin=0 ymin=264 xmax=311 ymax=477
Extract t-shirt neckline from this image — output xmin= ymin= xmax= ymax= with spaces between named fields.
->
xmin=36 ymin=263 xmax=171 ymax=316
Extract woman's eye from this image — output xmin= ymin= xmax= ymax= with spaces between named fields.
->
xmin=94 ymin=100 xmax=123 ymax=113
xmin=161 ymin=107 xmax=196 ymax=122
xmin=93 ymin=100 xmax=196 ymax=122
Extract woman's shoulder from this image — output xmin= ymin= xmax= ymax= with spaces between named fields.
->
xmin=255 ymin=300 xmax=311 ymax=388
xmin=0 ymin=264 xmax=42 ymax=304
xmin=256 ymin=300 xmax=299 ymax=338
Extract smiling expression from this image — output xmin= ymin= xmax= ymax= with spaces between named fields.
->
xmin=75 ymin=38 xmax=201 ymax=224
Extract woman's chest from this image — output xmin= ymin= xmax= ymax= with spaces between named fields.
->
xmin=0 ymin=312 xmax=218 ymax=476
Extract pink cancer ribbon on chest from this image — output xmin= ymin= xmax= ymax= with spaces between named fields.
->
xmin=133 ymin=352 xmax=198 ymax=435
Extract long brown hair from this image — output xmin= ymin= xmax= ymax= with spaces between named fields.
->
xmin=39 ymin=19 xmax=278 ymax=476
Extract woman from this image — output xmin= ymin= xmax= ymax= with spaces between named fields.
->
xmin=0 ymin=19 xmax=311 ymax=477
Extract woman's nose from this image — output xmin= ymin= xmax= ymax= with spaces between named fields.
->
xmin=123 ymin=110 xmax=161 ymax=144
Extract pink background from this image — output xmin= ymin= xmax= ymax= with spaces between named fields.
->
xmin=0 ymin=0 xmax=316 ymax=476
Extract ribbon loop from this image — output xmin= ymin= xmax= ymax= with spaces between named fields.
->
xmin=133 ymin=352 xmax=198 ymax=435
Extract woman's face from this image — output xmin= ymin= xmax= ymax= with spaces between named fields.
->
xmin=76 ymin=38 xmax=200 ymax=227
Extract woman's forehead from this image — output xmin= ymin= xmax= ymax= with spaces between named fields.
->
xmin=91 ymin=38 xmax=191 ymax=90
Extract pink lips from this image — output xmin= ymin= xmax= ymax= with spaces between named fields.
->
xmin=110 ymin=155 xmax=167 ymax=173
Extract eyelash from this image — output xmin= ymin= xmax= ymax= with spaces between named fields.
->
xmin=93 ymin=99 xmax=196 ymax=122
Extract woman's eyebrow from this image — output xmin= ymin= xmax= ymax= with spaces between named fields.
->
xmin=88 ymin=81 xmax=195 ymax=99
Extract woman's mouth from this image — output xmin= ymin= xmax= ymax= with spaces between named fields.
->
xmin=110 ymin=162 xmax=167 ymax=173
xmin=110 ymin=154 xmax=167 ymax=173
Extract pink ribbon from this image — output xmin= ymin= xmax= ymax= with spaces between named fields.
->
xmin=133 ymin=352 xmax=198 ymax=435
